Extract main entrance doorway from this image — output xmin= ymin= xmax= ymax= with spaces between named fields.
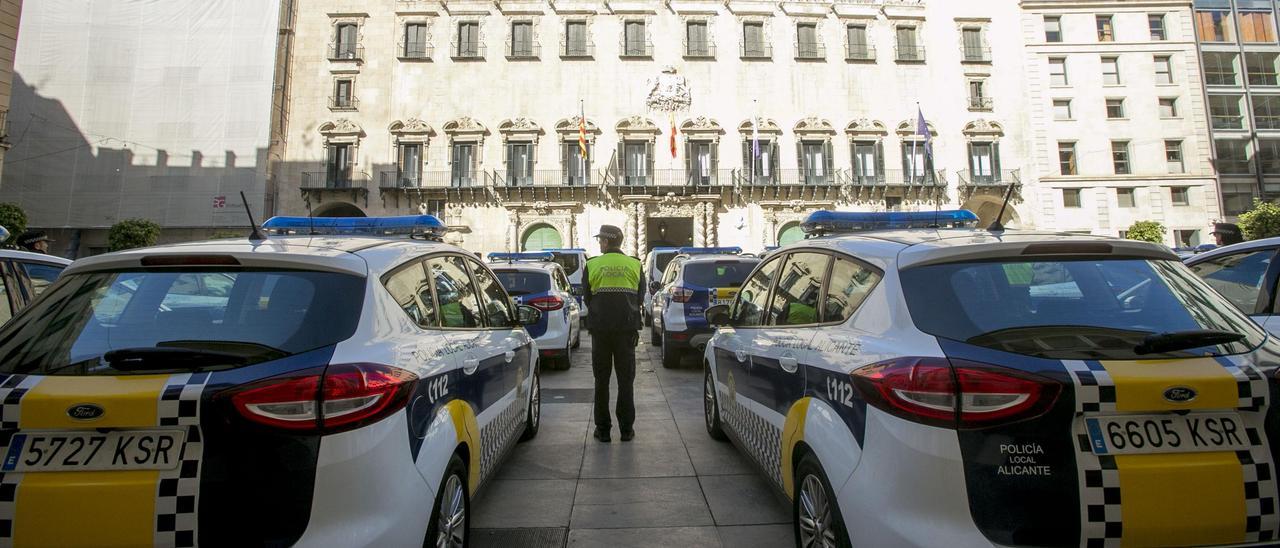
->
xmin=646 ymin=217 xmax=694 ymax=252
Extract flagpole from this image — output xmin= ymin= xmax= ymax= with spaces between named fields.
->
xmin=580 ymin=99 xmax=586 ymax=186
xmin=751 ymin=99 xmax=758 ymax=187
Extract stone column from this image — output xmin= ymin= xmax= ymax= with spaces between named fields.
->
xmin=693 ymin=202 xmax=706 ymax=247
xmin=706 ymin=203 xmax=718 ymax=247
xmin=508 ymin=210 xmax=520 ymax=252
xmin=624 ymin=203 xmax=640 ymax=257
xmin=635 ymin=202 xmax=648 ymax=255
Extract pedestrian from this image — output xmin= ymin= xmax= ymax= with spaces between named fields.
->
xmin=582 ymin=225 xmax=643 ymax=442
xmin=17 ymin=231 xmax=51 ymax=254
xmin=1212 ymin=223 xmax=1244 ymax=247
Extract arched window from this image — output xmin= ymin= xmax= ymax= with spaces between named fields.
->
xmin=778 ymin=223 xmax=804 ymax=246
xmin=522 ymin=224 xmax=563 ymax=251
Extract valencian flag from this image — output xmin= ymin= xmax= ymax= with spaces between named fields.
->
xmin=578 ymin=101 xmax=588 ymax=158
xmin=669 ymin=112 xmax=677 ymax=158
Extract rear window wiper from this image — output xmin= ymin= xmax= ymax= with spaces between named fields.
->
xmin=1134 ymin=330 xmax=1246 ymax=355
xmin=103 ymin=347 xmax=249 ymax=371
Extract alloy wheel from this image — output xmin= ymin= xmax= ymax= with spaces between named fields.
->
xmin=530 ymin=373 xmax=540 ymax=429
xmin=704 ymin=372 xmax=716 ymax=430
xmin=435 ymin=474 xmax=466 ymax=548
xmin=798 ymin=474 xmax=838 ymax=548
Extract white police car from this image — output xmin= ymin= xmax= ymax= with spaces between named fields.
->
xmin=703 ymin=210 xmax=1280 ymax=547
xmin=1186 ymin=237 xmax=1280 ymax=336
xmin=489 ymin=252 xmax=582 ymax=370
xmin=649 ymin=249 xmax=757 ymax=369
xmin=543 ymin=248 xmax=589 ymax=326
xmin=642 ymin=247 xmax=680 ymax=327
xmin=0 ymin=215 xmax=542 ymax=547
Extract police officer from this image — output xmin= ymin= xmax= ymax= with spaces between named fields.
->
xmin=1212 ymin=222 xmax=1244 ymax=247
xmin=17 ymin=231 xmax=51 ymax=254
xmin=582 ymin=225 xmax=643 ymax=442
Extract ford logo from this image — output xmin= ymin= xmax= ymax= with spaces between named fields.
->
xmin=66 ymin=404 xmax=105 ymax=421
xmin=1163 ymin=386 xmax=1198 ymax=404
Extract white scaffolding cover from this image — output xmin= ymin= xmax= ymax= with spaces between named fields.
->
xmin=2 ymin=0 xmax=279 ymax=228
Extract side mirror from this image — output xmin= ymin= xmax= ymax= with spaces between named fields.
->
xmin=649 ymin=281 xmax=662 ymax=293
xmin=705 ymin=305 xmax=732 ymax=327
xmin=517 ymin=305 xmax=542 ymax=327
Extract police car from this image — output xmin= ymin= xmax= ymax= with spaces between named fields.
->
xmin=702 ymin=210 xmax=1280 ymax=547
xmin=649 ymin=248 xmax=756 ymax=369
xmin=642 ymin=247 xmax=680 ymax=327
xmin=489 ymin=252 xmax=582 ymax=370
xmin=543 ymin=248 xmax=589 ymax=326
xmin=0 ymin=215 xmax=542 ymax=547
xmin=1186 ymin=237 xmax=1280 ymax=336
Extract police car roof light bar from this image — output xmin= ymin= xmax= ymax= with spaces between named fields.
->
xmin=488 ymin=252 xmax=555 ymax=263
xmin=801 ymin=210 xmax=979 ymax=236
xmin=676 ymin=247 xmax=743 ymax=255
xmin=261 ymin=215 xmax=447 ymax=239
xmin=541 ymin=248 xmax=587 ymax=252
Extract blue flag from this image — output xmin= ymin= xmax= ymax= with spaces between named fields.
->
xmin=916 ymin=107 xmax=932 ymax=159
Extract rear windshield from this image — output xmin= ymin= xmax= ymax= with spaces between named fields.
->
xmin=653 ymin=252 xmax=677 ymax=279
xmin=494 ymin=270 xmax=551 ymax=296
xmin=900 ymin=259 xmax=1266 ymax=360
xmin=550 ymin=253 xmax=581 ymax=277
xmin=0 ymin=269 xmax=366 ymax=375
xmin=684 ymin=262 xmax=756 ymax=288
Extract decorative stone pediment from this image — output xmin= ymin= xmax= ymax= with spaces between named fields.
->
xmin=388 ymin=118 xmax=435 ymax=135
xmin=554 ymin=116 xmax=600 ymax=134
xmin=737 ymin=118 xmax=781 ymax=134
xmin=845 ymin=119 xmax=888 ymax=136
xmin=963 ymin=119 xmax=1004 ymax=136
xmin=896 ymin=119 xmax=937 ymax=136
xmin=793 ymin=117 xmax=835 ymax=135
xmin=498 ymin=117 xmax=543 ymax=134
xmin=616 ymin=115 xmax=660 ymax=135
xmin=680 ymin=116 xmax=722 ymax=134
xmin=319 ymin=119 xmax=363 ymax=136
xmin=442 ymin=116 xmax=488 ymax=135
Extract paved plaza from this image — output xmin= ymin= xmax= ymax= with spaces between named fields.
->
xmin=472 ymin=333 xmax=794 ymax=548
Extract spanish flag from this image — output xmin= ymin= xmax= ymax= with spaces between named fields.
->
xmin=669 ymin=112 xmax=677 ymax=158
xmin=578 ymin=102 xmax=588 ymax=158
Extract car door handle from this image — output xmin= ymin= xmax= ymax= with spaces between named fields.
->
xmin=734 ymin=349 xmax=748 ymax=363
xmin=463 ymin=355 xmax=480 ymax=375
xmin=504 ymin=350 xmax=516 ymax=363
xmin=779 ymin=356 xmax=799 ymax=374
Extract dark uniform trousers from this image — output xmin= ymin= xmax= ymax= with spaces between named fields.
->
xmin=591 ymin=329 xmax=637 ymax=430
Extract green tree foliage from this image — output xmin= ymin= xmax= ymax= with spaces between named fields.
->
xmin=108 ymin=218 xmax=162 ymax=252
xmin=1239 ymin=200 xmax=1280 ymax=240
xmin=1124 ymin=220 xmax=1166 ymax=244
xmin=0 ymin=203 xmax=28 ymax=246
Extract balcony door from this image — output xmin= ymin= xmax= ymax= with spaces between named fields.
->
xmin=452 ymin=142 xmax=477 ymax=187
xmin=507 ymin=142 xmax=534 ymax=186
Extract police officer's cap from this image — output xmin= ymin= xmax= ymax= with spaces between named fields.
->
xmin=594 ymin=225 xmax=624 ymax=241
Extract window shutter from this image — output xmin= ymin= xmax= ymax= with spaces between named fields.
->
xmin=966 ymin=143 xmax=976 ymax=174
xmin=770 ymin=141 xmax=780 ymax=176
xmin=992 ymin=142 xmax=1002 ymax=174
xmin=645 ymin=140 xmax=654 ymax=176
xmin=874 ymin=141 xmax=885 ymax=178
xmin=742 ymin=140 xmax=750 ymax=175
xmin=795 ymin=141 xmax=804 ymax=173
xmin=527 ymin=142 xmax=536 ymax=178
xmin=617 ymin=141 xmax=626 ymax=174
xmin=684 ymin=140 xmax=693 ymax=182
xmin=823 ymin=140 xmax=834 ymax=179
xmin=711 ymin=142 xmax=719 ymax=180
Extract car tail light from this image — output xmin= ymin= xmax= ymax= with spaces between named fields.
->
xmin=850 ymin=357 xmax=1060 ymax=429
xmin=528 ymin=295 xmax=564 ymax=312
xmin=230 ymin=363 xmax=418 ymax=434
xmin=671 ymin=288 xmax=695 ymax=303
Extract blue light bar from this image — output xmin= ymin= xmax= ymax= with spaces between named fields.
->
xmin=802 ymin=210 xmax=979 ymax=235
xmin=542 ymin=248 xmax=587 ymax=253
xmin=677 ymin=247 xmax=743 ymax=255
xmin=262 ymin=215 xmax=446 ymax=237
xmin=488 ymin=252 xmax=555 ymax=263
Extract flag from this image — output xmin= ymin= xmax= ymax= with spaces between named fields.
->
xmin=669 ymin=112 xmax=677 ymax=158
xmin=751 ymin=116 xmax=760 ymax=163
xmin=916 ymin=106 xmax=933 ymax=159
xmin=578 ymin=103 xmax=588 ymax=158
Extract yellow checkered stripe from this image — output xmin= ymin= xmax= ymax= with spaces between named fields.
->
xmin=1065 ymin=356 xmax=1278 ymax=547
xmin=0 ymin=373 xmax=209 ymax=548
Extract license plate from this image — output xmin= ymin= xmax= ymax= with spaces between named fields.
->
xmin=1085 ymin=413 xmax=1249 ymax=455
xmin=1 ymin=430 xmax=186 ymax=472
xmin=713 ymin=288 xmax=737 ymax=306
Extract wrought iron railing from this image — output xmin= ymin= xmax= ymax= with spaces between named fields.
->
xmin=795 ymin=41 xmax=826 ymax=60
xmin=561 ymin=39 xmax=594 ymax=58
xmin=451 ymin=41 xmax=486 ymax=59
xmin=302 ymin=171 xmax=370 ymax=190
xmin=329 ymin=95 xmax=358 ymax=110
xmin=606 ymin=169 xmax=734 ymax=187
xmin=740 ymin=42 xmax=772 ymax=59
xmin=493 ymin=169 xmax=594 ymax=187
xmin=958 ymin=169 xmax=1020 ymax=187
xmin=620 ymin=39 xmax=654 ymax=58
xmin=846 ymin=44 xmax=875 ymax=61
xmin=684 ymin=40 xmax=715 ymax=58
xmin=839 ymin=169 xmax=944 ymax=186
xmin=969 ymin=96 xmax=994 ymax=110
xmin=328 ymin=43 xmax=363 ymax=61
xmin=398 ymin=41 xmax=433 ymax=59
xmin=895 ymin=44 xmax=925 ymax=62
xmin=962 ymin=46 xmax=992 ymax=63
xmin=506 ymin=40 xmax=540 ymax=59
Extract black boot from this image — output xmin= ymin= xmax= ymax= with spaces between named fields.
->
xmin=620 ymin=428 xmax=635 ymax=442
xmin=594 ymin=427 xmax=611 ymax=442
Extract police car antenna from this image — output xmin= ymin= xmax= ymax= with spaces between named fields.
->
xmin=987 ymin=182 xmax=1017 ymax=232
xmin=241 ymin=191 xmax=267 ymax=241
xmin=305 ymin=199 xmax=317 ymax=235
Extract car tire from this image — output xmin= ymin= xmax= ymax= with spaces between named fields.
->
xmin=571 ymin=329 xmax=581 ymax=350
xmin=703 ymin=364 xmax=728 ymax=441
xmin=649 ymin=323 xmax=661 ymax=346
xmin=424 ymin=454 xmax=470 ymax=548
xmin=794 ymin=453 xmax=851 ymax=548
xmin=661 ymin=332 xmax=681 ymax=369
xmin=643 ymin=311 xmax=652 ymax=327
xmin=519 ymin=369 xmax=541 ymax=441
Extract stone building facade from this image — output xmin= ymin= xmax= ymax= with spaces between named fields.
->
xmin=275 ymin=0 xmax=1219 ymax=254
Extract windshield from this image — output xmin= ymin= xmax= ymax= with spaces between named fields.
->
xmin=684 ymin=261 xmax=756 ymax=288
xmin=653 ymin=252 xmax=677 ymax=279
xmin=0 ymin=269 xmax=366 ymax=375
xmin=900 ymin=259 xmax=1266 ymax=360
xmin=494 ymin=270 xmax=551 ymax=296
xmin=549 ymin=253 xmax=581 ymax=277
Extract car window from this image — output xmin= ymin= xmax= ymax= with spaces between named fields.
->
xmin=733 ymin=256 xmax=782 ymax=327
xmin=1189 ymin=249 xmax=1275 ymax=313
xmin=663 ymin=259 xmax=682 ymax=285
xmin=20 ymin=262 xmax=64 ymax=300
xmin=384 ymin=262 xmax=437 ymax=329
xmin=494 ymin=270 xmax=551 ymax=296
xmin=653 ymin=252 xmax=677 ymax=279
xmin=822 ymin=257 xmax=881 ymax=323
xmin=768 ymin=253 xmax=831 ymax=327
xmin=0 ymin=269 xmax=366 ymax=375
xmin=0 ymin=273 xmax=13 ymax=325
xmin=683 ymin=261 xmax=756 ymax=288
xmin=429 ymin=257 xmax=484 ymax=329
xmin=466 ymin=258 xmax=515 ymax=328
xmin=901 ymin=258 xmax=1267 ymax=360
xmin=556 ymin=269 xmax=571 ymax=292
xmin=551 ymin=253 xmax=581 ymax=277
